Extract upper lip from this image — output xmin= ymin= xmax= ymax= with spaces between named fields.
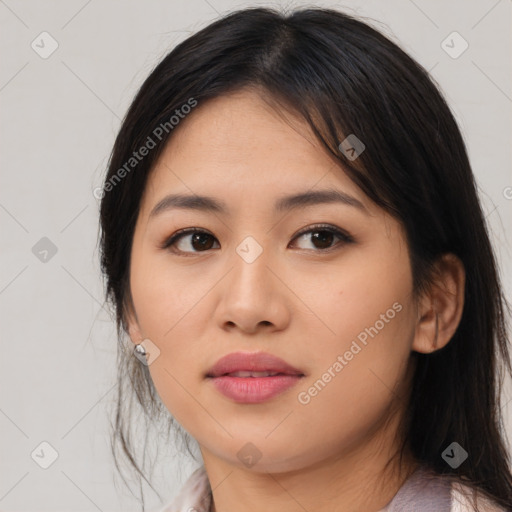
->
xmin=206 ymin=351 xmax=304 ymax=378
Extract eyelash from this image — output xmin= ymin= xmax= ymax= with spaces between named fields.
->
xmin=159 ymin=223 xmax=355 ymax=255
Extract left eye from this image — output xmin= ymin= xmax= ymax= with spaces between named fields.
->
xmin=290 ymin=226 xmax=353 ymax=251
xmin=161 ymin=225 xmax=353 ymax=254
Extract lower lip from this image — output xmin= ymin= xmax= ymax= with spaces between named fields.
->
xmin=208 ymin=375 xmax=303 ymax=403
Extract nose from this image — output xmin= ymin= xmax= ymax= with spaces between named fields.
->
xmin=215 ymin=241 xmax=291 ymax=335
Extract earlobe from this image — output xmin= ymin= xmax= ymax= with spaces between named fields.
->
xmin=412 ymin=302 xmax=439 ymax=354
xmin=124 ymin=305 xmax=143 ymax=346
xmin=128 ymin=322 xmax=143 ymax=345
xmin=412 ymin=253 xmax=465 ymax=354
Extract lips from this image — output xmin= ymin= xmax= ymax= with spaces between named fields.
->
xmin=205 ymin=352 xmax=305 ymax=403
xmin=206 ymin=351 xmax=304 ymax=378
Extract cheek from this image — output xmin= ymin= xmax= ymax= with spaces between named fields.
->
xmin=129 ymin=245 xmax=217 ymax=380
xmin=294 ymin=250 xmax=415 ymax=409
xmin=292 ymin=301 xmax=414 ymax=460
xmin=129 ymin=248 xmax=208 ymax=339
xmin=129 ymin=264 xmax=211 ymax=428
xmin=299 ymin=247 xmax=413 ymax=349
xmin=150 ymin=364 xmax=203 ymax=430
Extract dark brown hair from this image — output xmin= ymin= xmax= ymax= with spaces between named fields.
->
xmin=98 ymin=7 xmax=512 ymax=510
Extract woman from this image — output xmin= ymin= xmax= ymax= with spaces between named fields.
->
xmin=98 ymin=7 xmax=512 ymax=512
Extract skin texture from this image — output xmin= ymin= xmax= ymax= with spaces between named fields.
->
xmin=126 ymin=89 xmax=465 ymax=512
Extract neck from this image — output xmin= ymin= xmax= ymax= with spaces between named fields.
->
xmin=201 ymin=427 xmax=419 ymax=512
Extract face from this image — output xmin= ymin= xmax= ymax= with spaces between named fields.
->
xmin=127 ymin=88 xmax=420 ymax=473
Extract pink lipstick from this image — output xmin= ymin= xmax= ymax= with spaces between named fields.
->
xmin=206 ymin=351 xmax=305 ymax=403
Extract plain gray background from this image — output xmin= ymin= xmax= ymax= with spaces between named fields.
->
xmin=1 ymin=0 xmax=511 ymax=511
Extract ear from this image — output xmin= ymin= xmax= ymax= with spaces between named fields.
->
xmin=124 ymin=301 xmax=143 ymax=346
xmin=412 ymin=253 xmax=465 ymax=354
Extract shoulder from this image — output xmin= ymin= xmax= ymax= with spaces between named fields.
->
xmin=155 ymin=465 xmax=212 ymax=512
xmin=451 ymin=480 xmax=509 ymax=512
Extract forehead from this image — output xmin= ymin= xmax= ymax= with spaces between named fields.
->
xmin=140 ymin=89 xmax=372 ymax=216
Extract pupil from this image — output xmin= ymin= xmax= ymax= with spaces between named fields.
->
xmin=312 ymin=231 xmax=333 ymax=249
xmin=192 ymin=233 xmax=213 ymax=250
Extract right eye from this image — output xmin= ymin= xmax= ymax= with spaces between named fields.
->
xmin=160 ymin=228 xmax=220 ymax=255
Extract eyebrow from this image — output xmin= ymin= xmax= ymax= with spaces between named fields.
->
xmin=149 ymin=188 xmax=367 ymax=219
